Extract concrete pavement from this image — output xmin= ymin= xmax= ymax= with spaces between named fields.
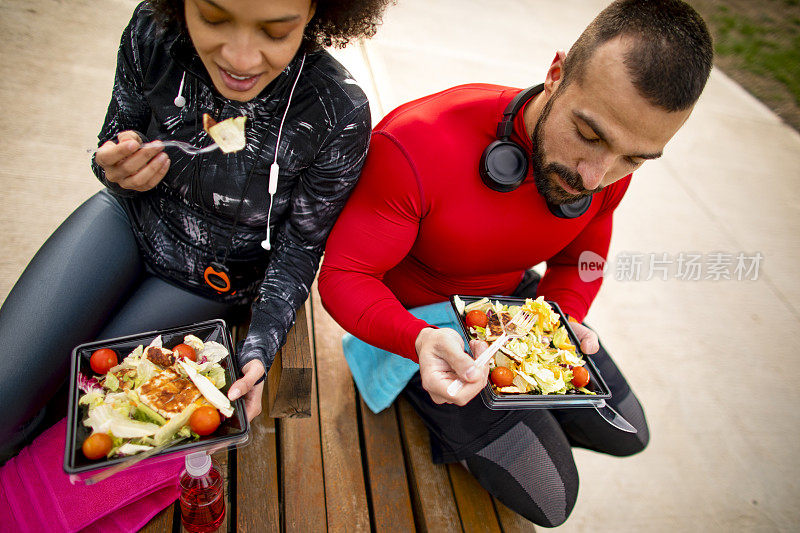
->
xmin=1 ymin=0 xmax=798 ymax=531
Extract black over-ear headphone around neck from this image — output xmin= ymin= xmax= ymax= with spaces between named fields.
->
xmin=478 ymin=84 xmax=592 ymax=219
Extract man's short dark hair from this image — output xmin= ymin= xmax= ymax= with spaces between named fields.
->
xmin=562 ymin=0 xmax=713 ymax=111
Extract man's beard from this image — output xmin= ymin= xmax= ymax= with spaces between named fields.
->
xmin=530 ymin=93 xmax=602 ymax=205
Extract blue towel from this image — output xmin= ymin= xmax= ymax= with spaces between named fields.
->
xmin=342 ymin=301 xmax=468 ymax=414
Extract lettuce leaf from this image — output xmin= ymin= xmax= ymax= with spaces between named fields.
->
xmin=83 ymin=404 xmax=159 ymax=438
xmin=154 ymin=403 xmax=198 ymax=446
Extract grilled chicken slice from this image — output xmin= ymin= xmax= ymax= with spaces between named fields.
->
xmin=485 ymin=311 xmax=512 ymax=341
xmin=138 ymin=367 xmax=202 ymax=419
xmin=146 ymin=346 xmax=174 ymax=368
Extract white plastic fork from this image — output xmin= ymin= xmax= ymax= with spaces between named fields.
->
xmin=447 ymin=309 xmax=537 ymax=397
xmin=87 ymin=140 xmax=219 ymax=156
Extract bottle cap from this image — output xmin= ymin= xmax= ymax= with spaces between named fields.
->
xmin=185 ymin=452 xmax=212 ymax=477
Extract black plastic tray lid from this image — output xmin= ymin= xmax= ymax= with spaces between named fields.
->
xmin=449 ymin=295 xmax=612 ymax=410
xmin=64 ymin=319 xmax=250 ymax=481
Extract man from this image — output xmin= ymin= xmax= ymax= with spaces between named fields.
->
xmin=319 ymin=0 xmax=712 ymax=526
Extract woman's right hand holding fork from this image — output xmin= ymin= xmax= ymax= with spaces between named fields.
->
xmin=94 ymin=131 xmax=170 ymax=192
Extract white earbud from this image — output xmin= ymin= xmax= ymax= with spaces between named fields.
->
xmin=174 ymin=71 xmax=186 ymax=108
xmin=260 ymin=54 xmax=306 ymax=252
xmin=260 ymin=163 xmax=281 ymax=251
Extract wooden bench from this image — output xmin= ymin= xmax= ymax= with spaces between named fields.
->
xmin=140 ymin=281 xmax=535 ymax=532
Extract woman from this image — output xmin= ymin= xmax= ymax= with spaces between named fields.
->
xmin=0 ymin=0 xmax=389 ymax=461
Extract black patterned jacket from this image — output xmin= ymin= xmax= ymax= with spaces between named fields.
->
xmin=92 ymin=4 xmax=370 ymax=372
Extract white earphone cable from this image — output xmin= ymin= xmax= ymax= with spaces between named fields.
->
xmin=261 ymin=54 xmax=306 ymax=251
xmin=273 ymin=53 xmax=306 ymax=167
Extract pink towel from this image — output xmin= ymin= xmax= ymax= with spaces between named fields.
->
xmin=0 ymin=418 xmax=184 ymax=532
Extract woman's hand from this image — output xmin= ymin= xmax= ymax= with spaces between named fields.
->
xmin=95 ymin=131 xmax=170 ymax=191
xmin=570 ymin=321 xmax=600 ymax=354
xmin=227 ymin=359 xmax=266 ymax=423
xmin=415 ymin=327 xmax=489 ymax=406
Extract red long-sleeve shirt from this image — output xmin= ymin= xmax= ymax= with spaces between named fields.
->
xmin=319 ymin=84 xmax=630 ymax=362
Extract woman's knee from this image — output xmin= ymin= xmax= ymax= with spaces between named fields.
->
xmin=0 ymin=190 xmax=140 ymax=448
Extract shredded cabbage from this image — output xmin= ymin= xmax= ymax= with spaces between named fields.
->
xmin=154 ymin=403 xmax=198 ymax=446
xmin=104 ymin=372 xmax=120 ymax=392
xmin=77 ymin=373 xmax=103 ymax=395
xmin=83 ymin=404 xmax=160 ymax=438
xmin=117 ymin=443 xmax=154 ymax=456
xmin=459 ymin=296 xmax=591 ymax=396
xmin=453 ymin=295 xmax=466 ymax=315
xmin=148 ymin=335 xmax=163 ymax=349
xmin=204 ymin=364 xmax=227 ymax=389
xmin=183 ymin=335 xmax=205 ymax=354
xmin=78 ymin=391 xmax=105 ymax=409
xmin=197 ymin=341 xmax=228 ymax=364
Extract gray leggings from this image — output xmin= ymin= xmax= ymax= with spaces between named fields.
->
xmin=0 ymin=190 xmax=243 ymax=461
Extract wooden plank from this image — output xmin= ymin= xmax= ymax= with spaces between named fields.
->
xmin=493 ymin=497 xmax=537 ymax=533
xmin=265 ymin=348 xmax=285 ymax=415
xmin=447 ymin=463 xmax=502 ymax=533
xmin=359 ymin=399 xmax=416 ymax=533
xmin=231 ymin=322 xmax=249 ymax=345
xmin=310 ymin=284 xmax=371 ymax=532
xmin=139 ymin=501 xmax=177 ymax=533
xmin=236 ymin=416 xmax=280 ymax=533
xmin=217 ymin=449 xmax=232 ymax=533
xmin=397 ymin=397 xmax=461 ymax=533
xmin=267 ymin=302 xmax=313 ymax=418
xmin=280 ymin=352 xmax=327 ymax=531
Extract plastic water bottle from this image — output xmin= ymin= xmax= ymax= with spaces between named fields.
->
xmin=179 ymin=452 xmax=225 ymax=533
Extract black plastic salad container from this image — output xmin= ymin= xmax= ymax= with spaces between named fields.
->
xmin=450 ymin=295 xmax=612 ymax=410
xmin=64 ymin=319 xmax=249 ymax=477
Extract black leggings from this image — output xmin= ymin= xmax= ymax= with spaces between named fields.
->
xmin=463 ymin=344 xmax=648 ymax=528
xmin=404 ymin=340 xmax=649 ymax=528
xmin=402 ymin=272 xmax=650 ymax=527
xmin=0 ymin=191 xmax=243 ymax=461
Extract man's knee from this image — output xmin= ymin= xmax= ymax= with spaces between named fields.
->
xmin=606 ymin=392 xmax=650 ymax=457
xmin=606 ymin=426 xmax=649 ymax=457
xmin=462 ymin=417 xmax=580 ymax=527
xmin=464 ymin=454 xmax=578 ymax=527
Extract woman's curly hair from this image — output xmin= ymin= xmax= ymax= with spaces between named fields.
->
xmin=147 ymin=0 xmax=393 ymax=48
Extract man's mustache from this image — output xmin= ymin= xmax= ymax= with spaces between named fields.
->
xmin=546 ymin=162 xmax=602 ymax=196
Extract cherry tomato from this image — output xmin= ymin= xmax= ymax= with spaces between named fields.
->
xmin=190 ymin=406 xmax=221 ymax=436
xmin=571 ymin=366 xmax=590 ymax=388
xmin=90 ymin=348 xmax=118 ymax=374
xmin=82 ymin=432 xmax=113 ymax=460
xmin=172 ymin=343 xmax=197 ymax=362
xmin=490 ymin=366 xmax=515 ymax=387
xmin=465 ymin=310 xmax=489 ymax=328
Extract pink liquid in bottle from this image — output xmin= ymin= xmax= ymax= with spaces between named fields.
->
xmin=179 ymin=453 xmax=225 ymax=533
